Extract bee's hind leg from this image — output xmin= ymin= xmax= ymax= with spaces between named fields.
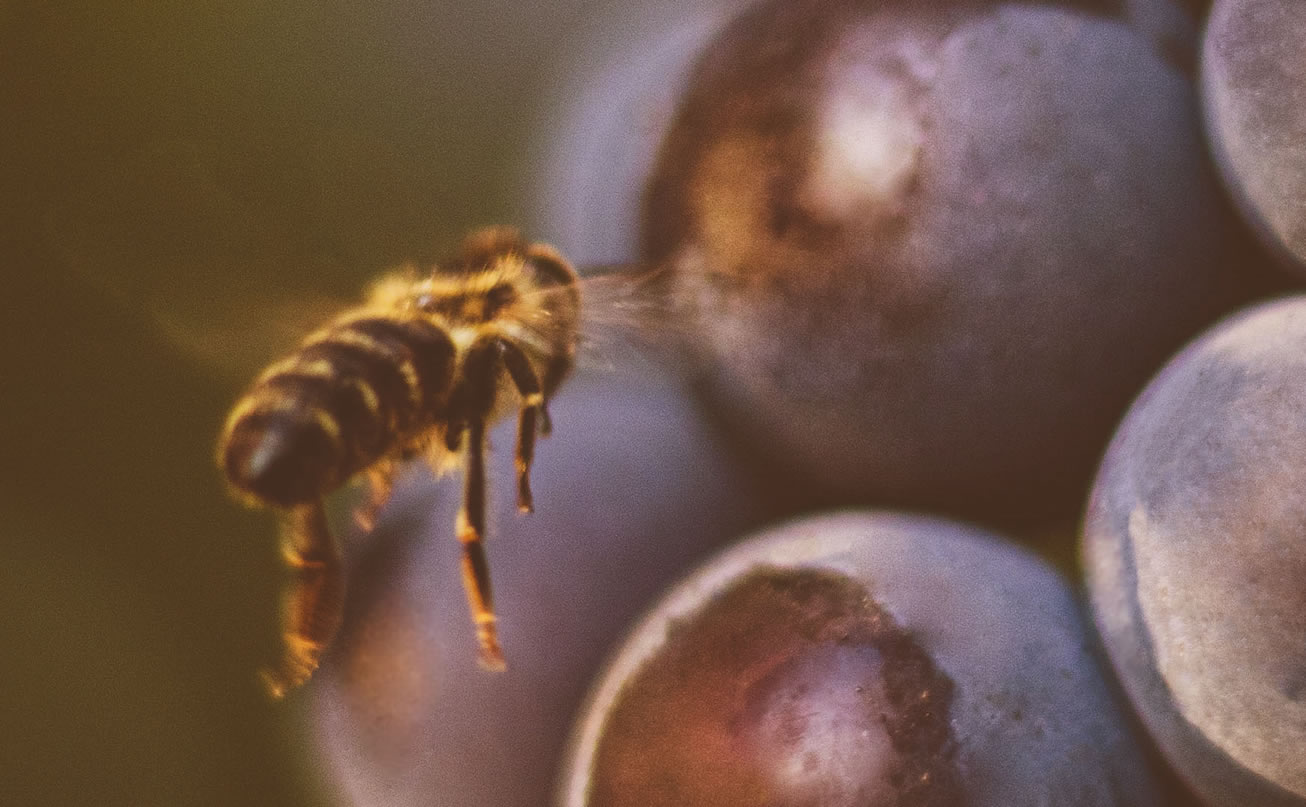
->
xmin=497 ymin=340 xmax=546 ymax=514
xmin=457 ymin=417 xmax=507 ymax=671
xmin=260 ymin=499 xmax=344 ymax=699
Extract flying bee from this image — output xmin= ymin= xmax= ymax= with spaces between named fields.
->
xmin=217 ymin=227 xmax=583 ymax=698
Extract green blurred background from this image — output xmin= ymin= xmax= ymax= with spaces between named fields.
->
xmin=0 ymin=2 xmax=607 ymax=803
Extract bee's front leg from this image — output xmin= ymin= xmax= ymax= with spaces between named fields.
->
xmin=497 ymin=339 xmax=546 ymax=514
xmin=456 ymin=417 xmax=506 ymax=671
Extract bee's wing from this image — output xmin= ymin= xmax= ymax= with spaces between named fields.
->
xmin=140 ymin=284 xmax=348 ymax=380
xmin=44 ymin=138 xmax=356 ymax=381
xmin=572 ymin=261 xmax=683 ymax=379
xmin=50 ymin=232 xmax=348 ymax=382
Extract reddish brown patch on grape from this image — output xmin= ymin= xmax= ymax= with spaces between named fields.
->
xmin=587 ymin=568 xmax=962 ymax=807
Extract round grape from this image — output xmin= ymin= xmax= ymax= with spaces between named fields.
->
xmin=1084 ymin=297 xmax=1306 ymax=806
xmin=1202 ymin=0 xmax=1306 ymax=275
xmin=564 ymin=512 xmax=1162 ymax=806
xmin=308 ymin=368 xmax=769 ymax=807
xmin=643 ymin=0 xmax=1257 ymax=523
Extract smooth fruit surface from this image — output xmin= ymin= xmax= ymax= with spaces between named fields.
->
xmin=645 ymin=0 xmax=1252 ymax=522
xmin=565 ymin=512 xmax=1161 ymax=806
xmin=1084 ymin=297 xmax=1306 ymax=806
xmin=1203 ymin=0 xmax=1306 ymax=274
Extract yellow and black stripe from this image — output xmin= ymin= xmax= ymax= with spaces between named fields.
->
xmin=220 ymin=315 xmax=456 ymax=509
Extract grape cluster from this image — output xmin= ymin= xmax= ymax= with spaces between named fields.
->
xmin=315 ymin=1 xmax=1304 ymax=805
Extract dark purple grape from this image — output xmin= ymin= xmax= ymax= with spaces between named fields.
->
xmin=526 ymin=0 xmax=759 ymax=267
xmin=1084 ymin=297 xmax=1306 ymax=806
xmin=641 ymin=0 xmax=1256 ymax=523
xmin=563 ymin=512 xmax=1162 ymax=806
xmin=1202 ymin=0 xmax=1306 ymax=275
xmin=308 ymin=368 xmax=768 ymax=807
xmin=531 ymin=0 xmax=1203 ymax=268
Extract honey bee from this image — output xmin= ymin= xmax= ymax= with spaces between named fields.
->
xmin=217 ymin=227 xmax=582 ymax=698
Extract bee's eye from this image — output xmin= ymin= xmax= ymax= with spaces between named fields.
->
xmin=485 ymin=283 xmax=516 ymax=314
xmin=523 ymin=245 xmax=579 ymax=289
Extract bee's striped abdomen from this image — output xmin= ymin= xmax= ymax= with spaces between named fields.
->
xmin=220 ymin=315 xmax=455 ymax=509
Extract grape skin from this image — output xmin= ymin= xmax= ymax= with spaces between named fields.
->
xmin=308 ymin=370 xmax=769 ymax=807
xmin=644 ymin=0 xmax=1255 ymax=524
xmin=1084 ymin=297 xmax=1306 ymax=807
xmin=564 ymin=513 xmax=1162 ymax=806
xmin=1202 ymin=0 xmax=1306 ymax=275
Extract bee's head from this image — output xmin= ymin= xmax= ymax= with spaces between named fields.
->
xmin=365 ymin=228 xmax=578 ymax=328
xmin=448 ymin=227 xmax=579 ymax=292
xmin=410 ymin=271 xmax=520 ymax=325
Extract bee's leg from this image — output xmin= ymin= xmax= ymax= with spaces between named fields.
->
xmin=260 ymin=499 xmax=344 ymax=699
xmin=497 ymin=340 xmax=545 ymax=514
xmin=538 ymin=356 xmax=574 ymax=437
xmin=354 ymin=461 xmax=397 ymax=531
xmin=445 ymin=421 xmax=465 ymax=452
xmin=538 ymin=402 xmax=553 ymax=437
xmin=457 ymin=417 xmax=506 ymax=671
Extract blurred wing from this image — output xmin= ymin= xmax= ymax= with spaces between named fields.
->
xmin=49 ymin=228 xmax=347 ymax=382
xmin=43 ymin=138 xmax=356 ymax=381
xmin=573 ymin=261 xmax=682 ymax=379
xmin=143 ymin=286 xmax=346 ymax=380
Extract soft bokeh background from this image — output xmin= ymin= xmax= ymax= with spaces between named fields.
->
xmin=0 ymin=2 xmax=658 ymax=804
